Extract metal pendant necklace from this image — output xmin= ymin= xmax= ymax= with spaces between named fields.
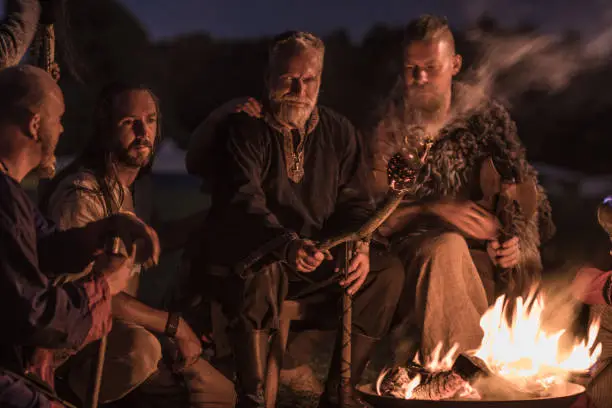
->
xmin=285 ymin=129 xmax=306 ymax=183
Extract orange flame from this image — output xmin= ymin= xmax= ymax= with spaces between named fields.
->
xmin=377 ymin=291 xmax=602 ymax=400
xmin=473 ymin=292 xmax=602 ymax=388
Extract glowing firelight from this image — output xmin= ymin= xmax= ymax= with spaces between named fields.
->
xmin=377 ymin=291 xmax=602 ymax=400
xmin=416 ymin=342 xmax=460 ymax=373
xmin=473 ymin=292 xmax=602 ymax=389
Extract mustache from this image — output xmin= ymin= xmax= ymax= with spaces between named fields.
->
xmin=407 ymin=85 xmax=437 ymax=93
xmin=276 ymin=97 xmax=311 ymax=106
xmin=129 ymin=139 xmax=153 ymax=149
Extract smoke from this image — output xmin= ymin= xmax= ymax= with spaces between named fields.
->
xmin=458 ymin=13 xmax=612 ymax=112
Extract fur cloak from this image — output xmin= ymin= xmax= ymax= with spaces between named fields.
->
xmin=370 ymin=80 xmax=556 ymax=295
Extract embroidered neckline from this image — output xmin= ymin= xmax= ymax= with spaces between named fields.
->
xmin=263 ymin=108 xmax=320 ymax=183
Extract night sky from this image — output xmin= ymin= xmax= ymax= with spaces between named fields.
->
xmin=119 ymin=0 xmax=609 ymax=41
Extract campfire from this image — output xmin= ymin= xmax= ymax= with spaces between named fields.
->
xmin=372 ymin=291 xmax=602 ymax=404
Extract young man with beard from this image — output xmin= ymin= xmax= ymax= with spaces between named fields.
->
xmin=39 ymin=83 xmax=236 ymax=408
xmin=186 ymin=31 xmax=404 ymax=408
xmin=0 ymin=66 xmax=160 ymax=408
xmin=368 ymin=15 xmax=555 ymax=361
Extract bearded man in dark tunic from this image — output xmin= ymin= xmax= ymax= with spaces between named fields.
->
xmin=369 ymin=15 xmax=556 ymax=361
xmin=186 ymin=31 xmax=405 ymax=408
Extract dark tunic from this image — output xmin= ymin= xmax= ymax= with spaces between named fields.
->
xmin=186 ymin=106 xmax=404 ymax=341
xmin=0 ymin=172 xmax=111 ymax=403
xmin=199 ymin=106 xmax=374 ymax=274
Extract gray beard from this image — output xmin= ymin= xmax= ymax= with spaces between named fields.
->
xmin=272 ymin=102 xmax=313 ymax=129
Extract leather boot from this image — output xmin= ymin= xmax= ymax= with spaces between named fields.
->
xmin=230 ymin=330 xmax=269 ymax=408
xmin=318 ymin=333 xmax=378 ymax=408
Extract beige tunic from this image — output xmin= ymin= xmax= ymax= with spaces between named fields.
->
xmin=46 ymin=168 xmax=141 ymax=296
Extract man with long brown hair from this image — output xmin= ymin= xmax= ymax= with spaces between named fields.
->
xmin=40 ymin=83 xmax=235 ymax=407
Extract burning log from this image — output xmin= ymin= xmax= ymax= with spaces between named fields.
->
xmin=411 ymin=371 xmax=469 ymax=400
xmin=378 ymin=366 xmax=414 ymax=398
xmin=371 ymin=290 xmax=601 ymax=405
xmin=453 ymin=354 xmax=549 ymax=400
xmin=452 ymin=353 xmax=493 ymax=382
xmin=378 ymin=353 xmax=571 ymax=401
xmin=378 ymin=362 xmax=473 ymax=401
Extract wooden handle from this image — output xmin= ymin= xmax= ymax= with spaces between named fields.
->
xmin=339 ymin=241 xmax=353 ymax=406
xmin=85 ymin=335 xmax=107 ymax=408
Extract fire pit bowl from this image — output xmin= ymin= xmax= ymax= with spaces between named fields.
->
xmin=357 ymin=382 xmax=586 ymax=408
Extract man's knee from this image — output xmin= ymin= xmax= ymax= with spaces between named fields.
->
xmin=408 ymin=232 xmax=481 ymax=287
xmin=182 ymin=359 xmax=237 ymax=407
xmin=374 ymin=252 xmax=404 ymax=287
xmin=109 ymin=324 xmax=163 ymax=377
xmin=421 ymin=232 xmax=469 ymax=257
xmin=228 ymin=263 xmax=288 ymax=332
xmin=368 ymin=251 xmax=405 ymax=303
xmin=96 ymin=324 xmax=163 ymax=402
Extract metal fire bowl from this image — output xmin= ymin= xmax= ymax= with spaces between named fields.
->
xmin=357 ymin=383 xmax=585 ymax=408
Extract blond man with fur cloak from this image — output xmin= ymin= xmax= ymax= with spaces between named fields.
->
xmin=369 ymin=15 xmax=555 ymax=361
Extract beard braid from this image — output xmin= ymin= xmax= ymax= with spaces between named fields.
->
xmin=37 ymin=142 xmax=57 ymax=179
xmin=36 ymin=159 xmax=56 ymax=179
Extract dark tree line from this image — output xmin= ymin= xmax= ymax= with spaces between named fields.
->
xmin=54 ymin=1 xmax=612 ymax=175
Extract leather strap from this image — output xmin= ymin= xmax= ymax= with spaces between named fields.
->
xmin=165 ymin=312 xmax=181 ymax=338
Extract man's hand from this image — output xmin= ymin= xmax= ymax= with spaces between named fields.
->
xmin=173 ymin=318 xmax=203 ymax=371
xmin=212 ymin=97 xmax=262 ymax=120
xmin=233 ymin=97 xmax=262 ymax=118
xmin=288 ymin=239 xmax=332 ymax=273
xmin=487 ymin=236 xmax=521 ymax=269
xmin=571 ymin=267 xmax=612 ymax=305
xmin=427 ymin=201 xmax=499 ymax=240
xmin=338 ymin=250 xmax=370 ymax=296
xmin=111 ymin=212 xmax=160 ymax=269
xmin=97 ymin=244 xmax=137 ymax=296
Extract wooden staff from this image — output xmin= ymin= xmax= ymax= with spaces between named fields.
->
xmin=84 ymin=236 xmax=121 ymax=408
xmin=338 ymin=241 xmax=353 ymax=406
xmin=317 ymin=192 xmax=404 ymax=253
xmin=312 ymin=149 xmax=430 ymax=406
xmin=84 ymin=335 xmax=107 ymax=408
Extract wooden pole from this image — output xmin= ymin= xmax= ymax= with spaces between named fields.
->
xmin=84 ymin=335 xmax=107 ymax=408
xmin=85 ymin=236 xmax=121 ymax=408
xmin=339 ymin=241 xmax=353 ymax=407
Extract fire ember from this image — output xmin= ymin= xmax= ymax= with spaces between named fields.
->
xmin=373 ymin=292 xmax=602 ymax=403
